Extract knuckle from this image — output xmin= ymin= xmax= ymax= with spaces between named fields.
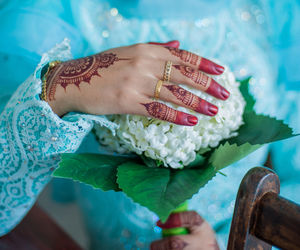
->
xmin=115 ymin=87 xmax=131 ymax=107
xmin=133 ymin=43 xmax=148 ymax=53
xmin=122 ymin=73 xmax=136 ymax=84
xmin=130 ymin=56 xmax=148 ymax=69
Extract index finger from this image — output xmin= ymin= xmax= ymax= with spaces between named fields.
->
xmin=164 ymin=47 xmax=224 ymax=75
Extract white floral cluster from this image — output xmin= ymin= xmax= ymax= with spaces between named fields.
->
xmin=95 ymin=66 xmax=246 ymax=169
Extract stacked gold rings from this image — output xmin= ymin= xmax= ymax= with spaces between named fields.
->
xmin=154 ymin=61 xmax=173 ymax=99
xmin=163 ymin=61 xmax=173 ymax=83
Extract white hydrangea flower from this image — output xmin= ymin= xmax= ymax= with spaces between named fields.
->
xmin=95 ymin=66 xmax=246 ymax=169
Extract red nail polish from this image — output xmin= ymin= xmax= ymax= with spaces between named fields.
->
xmin=207 ymin=105 xmax=218 ymax=116
xmin=221 ymin=88 xmax=230 ymax=99
xmin=206 ymin=80 xmax=230 ymax=100
xmin=187 ymin=116 xmax=198 ymax=125
xmin=165 ymin=40 xmax=180 ymax=48
xmin=199 ymin=58 xmax=224 ymax=75
xmin=148 ymin=40 xmax=180 ymax=48
xmin=214 ymin=65 xmax=224 ymax=74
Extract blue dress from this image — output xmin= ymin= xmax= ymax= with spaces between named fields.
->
xmin=0 ymin=0 xmax=299 ymax=249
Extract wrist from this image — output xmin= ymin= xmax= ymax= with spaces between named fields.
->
xmin=47 ymin=87 xmax=71 ymax=117
xmin=41 ymin=61 xmax=73 ymax=117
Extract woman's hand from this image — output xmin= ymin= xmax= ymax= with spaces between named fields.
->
xmin=47 ymin=41 xmax=229 ymax=126
xmin=151 ymin=211 xmax=219 ymax=250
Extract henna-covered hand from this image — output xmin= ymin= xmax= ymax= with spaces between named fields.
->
xmin=151 ymin=211 xmax=220 ymax=250
xmin=46 ymin=41 xmax=229 ymax=126
xmin=47 ymin=53 xmax=128 ymax=101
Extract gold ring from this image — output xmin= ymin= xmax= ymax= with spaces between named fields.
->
xmin=154 ymin=80 xmax=164 ymax=99
xmin=163 ymin=61 xmax=172 ymax=82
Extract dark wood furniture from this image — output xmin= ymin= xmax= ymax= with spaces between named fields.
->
xmin=0 ymin=205 xmax=82 ymax=250
xmin=228 ymin=167 xmax=300 ymax=250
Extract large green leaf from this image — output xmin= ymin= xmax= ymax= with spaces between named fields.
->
xmin=238 ymin=77 xmax=255 ymax=112
xmin=53 ymin=153 xmax=131 ymax=191
xmin=228 ymin=111 xmax=296 ymax=146
xmin=209 ymin=142 xmax=261 ymax=170
xmin=117 ymin=162 xmax=216 ymax=222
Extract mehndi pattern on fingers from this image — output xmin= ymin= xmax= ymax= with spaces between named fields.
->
xmin=141 ymin=102 xmax=198 ymax=126
xmin=179 ymin=211 xmax=204 ymax=227
xmin=164 ymin=85 xmax=202 ymax=110
xmin=163 ymin=84 xmax=218 ymax=116
xmin=165 ymin=46 xmax=224 ymax=75
xmin=165 ymin=47 xmax=201 ymax=66
xmin=173 ymin=65 xmax=211 ymax=90
xmin=141 ymin=102 xmax=178 ymax=123
xmin=164 ymin=84 xmax=198 ymax=107
xmin=47 ymin=53 xmax=128 ymax=101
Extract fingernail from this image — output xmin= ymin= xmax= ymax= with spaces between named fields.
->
xmin=214 ymin=65 xmax=224 ymax=74
xmin=187 ymin=115 xmax=198 ymax=125
xmin=221 ymin=88 xmax=230 ymax=100
xmin=207 ymin=105 xmax=218 ymax=116
xmin=148 ymin=40 xmax=180 ymax=48
xmin=165 ymin=40 xmax=180 ymax=48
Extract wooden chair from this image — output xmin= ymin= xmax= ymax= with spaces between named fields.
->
xmin=228 ymin=167 xmax=300 ymax=250
xmin=0 ymin=205 xmax=82 ymax=250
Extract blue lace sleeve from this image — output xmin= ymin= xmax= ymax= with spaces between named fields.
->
xmin=0 ymin=39 xmax=118 ymax=236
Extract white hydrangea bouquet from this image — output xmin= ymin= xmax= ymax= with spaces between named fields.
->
xmin=53 ymin=67 xmax=296 ymax=226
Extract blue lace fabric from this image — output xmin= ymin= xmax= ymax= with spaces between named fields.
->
xmin=0 ymin=0 xmax=299 ymax=249
xmin=0 ymin=39 xmax=118 ymax=236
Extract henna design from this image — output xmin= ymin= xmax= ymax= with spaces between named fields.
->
xmin=206 ymin=80 xmax=230 ymax=100
xmin=165 ymin=47 xmax=224 ymax=75
xmin=173 ymin=64 xmax=229 ymax=100
xmin=141 ymin=102 xmax=197 ymax=126
xmin=166 ymin=47 xmax=200 ymax=66
xmin=164 ymin=85 xmax=218 ymax=116
xmin=199 ymin=57 xmax=224 ymax=75
xmin=173 ymin=65 xmax=211 ymax=90
xmin=157 ymin=211 xmax=204 ymax=229
xmin=151 ymin=237 xmax=188 ymax=250
xmin=141 ymin=102 xmax=178 ymax=123
xmin=179 ymin=211 xmax=204 ymax=227
xmin=46 ymin=53 xmax=127 ymax=101
xmin=164 ymin=85 xmax=201 ymax=110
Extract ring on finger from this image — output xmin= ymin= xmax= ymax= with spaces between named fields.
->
xmin=163 ymin=61 xmax=173 ymax=83
xmin=154 ymin=80 xmax=164 ymax=100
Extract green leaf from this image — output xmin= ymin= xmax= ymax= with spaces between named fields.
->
xmin=140 ymin=154 xmax=159 ymax=168
xmin=117 ymin=162 xmax=216 ymax=222
xmin=209 ymin=142 xmax=261 ymax=170
xmin=185 ymin=154 xmax=206 ymax=168
xmin=238 ymin=77 xmax=255 ymax=112
xmin=53 ymin=153 xmax=131 ymax=191
xmin=229 ymin=111 xmax=297 ymax=146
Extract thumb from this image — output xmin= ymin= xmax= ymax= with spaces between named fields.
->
xmin=157 ymin=211 xmax=204 ymax=233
